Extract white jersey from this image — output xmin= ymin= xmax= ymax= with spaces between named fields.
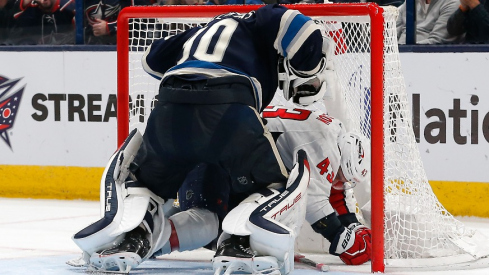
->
xmin=262 ymin=105 xmax=357 ymax=225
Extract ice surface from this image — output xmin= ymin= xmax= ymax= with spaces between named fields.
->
xmin=1 ymin=198 xmax=489 ymax=275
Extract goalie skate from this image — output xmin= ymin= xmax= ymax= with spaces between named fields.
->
xmin=212 ymin=235 xmax=280 ymax=275
xmin=89 ymin=227 xmax=150 ymax=274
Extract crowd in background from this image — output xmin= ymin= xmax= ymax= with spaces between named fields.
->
xmin=396 ymin=0 xmax=489 ymax=44
xmin=0 ymin=0 xmax=487 ymax=45
xmin=0 ymin=0 xmax=155 ymax=45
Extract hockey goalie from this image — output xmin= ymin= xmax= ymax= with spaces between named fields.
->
xmin=67 ymin=107 xmax=371 ymax=275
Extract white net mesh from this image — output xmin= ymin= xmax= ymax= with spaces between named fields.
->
xmin=376 ymin=8 xmax=477 ymax=261
xmin=127 ymin=18 xmax=207 ymax=135
xmin=121 ymin=5 xmax=489 ymax=265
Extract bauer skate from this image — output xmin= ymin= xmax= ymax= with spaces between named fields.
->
xmin=212 ymin=235 xmax=280 ymax=275
xmin=89 ymin=226 xmax=151 ymax=273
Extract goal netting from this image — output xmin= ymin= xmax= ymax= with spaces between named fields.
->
xmin=116 ymin=4 xmax=489 ymax=272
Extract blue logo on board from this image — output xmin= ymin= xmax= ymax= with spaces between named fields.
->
xmin=0 ymin=75 xmax=25 ymax=149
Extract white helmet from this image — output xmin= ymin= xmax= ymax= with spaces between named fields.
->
xmin=338 ymin=132 xmax=370 ymax=186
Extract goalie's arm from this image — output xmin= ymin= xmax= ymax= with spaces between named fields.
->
xmin=255 ymin=4 xmax=324 ymax=75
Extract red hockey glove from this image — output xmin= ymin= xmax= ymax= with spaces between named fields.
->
xmin=329 ymin=225 xmax=372 ymax=265
xmin=340 ymin=228 xmax=371 ymax=265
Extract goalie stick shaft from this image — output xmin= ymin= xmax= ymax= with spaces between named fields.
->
xmin=294 ymin=254 xmax=329 ymax=272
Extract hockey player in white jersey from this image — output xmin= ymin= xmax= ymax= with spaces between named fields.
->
xmin=261 ymin=106 xmax=372 ymax=266
xmin=210 ymin=107 xmax=371 ymax=275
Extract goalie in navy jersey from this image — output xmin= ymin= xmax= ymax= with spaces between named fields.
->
xmin=70 ymin=4 xmax=334 ymax=274
xmin=136 ymin=3 xmax=329 ymax=202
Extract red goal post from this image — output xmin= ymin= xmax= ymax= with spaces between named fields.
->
xmin=117 ymin=6 xmax=385 ymax=272
xmin=117 ymin=4 xmax=489 ymax=273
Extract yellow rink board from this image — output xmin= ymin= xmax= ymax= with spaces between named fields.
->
xmin=1 ymin=165 xmax=488 ymax=218
xmin=0 ymin=165 xmax=103 ymax=201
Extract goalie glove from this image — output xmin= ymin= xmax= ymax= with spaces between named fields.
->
xmin=279 ymin=35 xmax=338 ymax=107
xmin=329 ymin=226 xmax=371 ymax=265
xmin=293 ymin=35 xmax=339 ymax=106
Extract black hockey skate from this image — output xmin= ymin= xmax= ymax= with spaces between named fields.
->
xmin=215 ymin=235 xmax=256 ymax=259
xmin=89 ymin=226 xmax=150 ymax=273
xmin=212 ymin=235 xmax=279 ymax=275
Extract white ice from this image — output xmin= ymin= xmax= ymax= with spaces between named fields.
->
xmin=1 ymin=198 xmax=489 ymax=275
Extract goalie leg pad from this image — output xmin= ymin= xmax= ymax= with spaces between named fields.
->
xmin=249 ymin=150 xmax=310 ymax=275
xmin=220 ymin=189 xmax=281 ymax=237
xmin=73 ymin=174 xmax=149 ymax=255
xmin=72 ymin=182 xmax=165 ymax=254
xmin=72 ymin=129 xmax=166 ymax=257
xmin=86 ymin=200 xmax=171 ymax=272
xmin=217 ymin=150 xmax=310 ymax=275
xmin=112 ymin=128 xmax=143 ymax=185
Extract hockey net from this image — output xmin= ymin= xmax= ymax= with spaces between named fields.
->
xmin=117 ymin=4 xmax=489 ymax=272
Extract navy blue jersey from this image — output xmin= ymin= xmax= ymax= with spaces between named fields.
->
xmin=142 ymin=4 xmax=323 ymax=111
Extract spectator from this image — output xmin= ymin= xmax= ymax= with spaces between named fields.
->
xmin=83 ymin=0 xmax=152 ymax=44
xmin=397 ymin=0 xmax=463 ymax=44
xmin=6 ymin=0 xmax=75 ymax=45
xmin=447 ymin=0 xmax=489 ymax=43
xmin=0 ymin=0 xmax=19 ymax=45
xmin=373 ymin=0 xmax=404 ymax=6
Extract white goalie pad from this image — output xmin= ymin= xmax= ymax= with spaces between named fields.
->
xmin=71 ymin=129 xmax=165 ymax=256
xmin=86 ymin=200 xmax=171 ymax=274
xmin=220 ymin=150 xmax=311 ymax=275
